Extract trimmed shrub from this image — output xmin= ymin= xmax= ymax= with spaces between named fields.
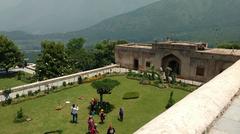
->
xmin=140 ymin=79 xmax=150 ymax=85
xmin=165 ymin=91 xmax=175 ymax=109
xmin=68 ymin=82 xmax=74 ymax=85
xmin=14 ymin=107 xmax=28 ymax=123
xmin=21 ymin=94 xmax=26 ymax=98
xmin=51 ymin=86 xmax=57 ymax=90
xmin=62 ymin=81 xmax=67 ymax=87
xmin=123 ymin=92 xmax=140 ymax=100
xmin=27 ymin=91 xmax=34 ymax=96
xmin=16 ymin=94 xmax=20 ymax=98
xmin=2 ymin=89 xmax=12 ymax=106
xmin=78 ymin=76 xmax=83 ymax=84
xmin=34 ymin=89 xmax=41 ymax=95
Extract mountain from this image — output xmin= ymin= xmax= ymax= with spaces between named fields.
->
xmin=0 ymin=0 xmax=159 ymax=34
xmin=63 ymin=0 xmax=240 ymax=46
xmin=1 ymin=0 xmax=240 ymax=52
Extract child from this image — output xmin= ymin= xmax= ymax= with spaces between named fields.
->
xmin=99 ymin=109 xmax=105 ymax=124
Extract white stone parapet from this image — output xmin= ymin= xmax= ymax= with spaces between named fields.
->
xmin=0 ymin=64 xmax=129 ymax=101
xmin=134 ymin=60 xmax=240 ymax=134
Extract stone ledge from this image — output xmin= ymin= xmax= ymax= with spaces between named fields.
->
xmin=134 ymin=60 xmax=240 ymax=134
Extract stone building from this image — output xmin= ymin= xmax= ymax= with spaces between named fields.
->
xmin=115 ymin=41 xmax=240 ymax=82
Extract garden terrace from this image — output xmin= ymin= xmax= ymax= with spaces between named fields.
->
xmin=0 ymin=76 xmax=192 ymax=134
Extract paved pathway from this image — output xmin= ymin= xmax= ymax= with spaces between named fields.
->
xmin=177 ymin=78 xmax=203 ymax=86
xmin=209 ymin=95 xmax=240 ymax=134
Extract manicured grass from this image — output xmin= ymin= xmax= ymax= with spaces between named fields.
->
xmin=0 ymin=72 xmax=32 ymax=90
xmin=0 ymin=76 xmax=191 ymax=134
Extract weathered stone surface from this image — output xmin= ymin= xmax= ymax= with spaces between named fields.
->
xmin=115 ymin=41 xmax=240 ymax=82
xmin=134 ymin=60 xmax=240 ymax=134
xmin=210 ymin=96 xmax=240 ymax=134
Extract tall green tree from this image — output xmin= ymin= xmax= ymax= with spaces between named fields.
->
xmin=93 ymin=40 xmax=128 ymax=68
xmin=35 ymin=40 xmax=71 ymax=80
xmin=0 ymin=35 xmax=23 ymax=72
xmin=91 ymin=79 xmax=120 ymax=106
xmin=67 ymin=38 xmax=96 ymax=71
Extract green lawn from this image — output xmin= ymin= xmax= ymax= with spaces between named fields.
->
xmin=0 ymin=76 xmax=191 ymax=134
xmin=0 ymin=72 xmax=32 ymax=90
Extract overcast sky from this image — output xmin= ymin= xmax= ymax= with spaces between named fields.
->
xmin=0 ymin=0 xmax=22 ymax=11
xmin=0 ymin=0 xmax=160 ymax=33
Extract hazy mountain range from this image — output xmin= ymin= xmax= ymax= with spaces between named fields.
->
xmin=1 ymin=0 xmax=240 ymax=53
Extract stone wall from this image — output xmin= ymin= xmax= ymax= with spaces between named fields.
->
xmin=134 ymin=59 xmax=240 ymax=134
xmin=0 ymin=64 xmax=129 ymax=101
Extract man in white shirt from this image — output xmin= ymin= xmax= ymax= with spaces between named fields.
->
xmin=71 ymin=104 xmax=79 ymax=123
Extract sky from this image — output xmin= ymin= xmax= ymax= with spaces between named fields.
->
xmin=0 ymin=0 xmax=22 ymax=11
xmin=0 ymin=0 xmax=160 ymax=33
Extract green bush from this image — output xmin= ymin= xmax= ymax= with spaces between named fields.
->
xmin=14 ymin=107 xmax=28 ymax=123
xmin=16 ymin=94 xmax=20 ymax=98
xmin=28 ymin=90 xmax=34 ymax=96
xmin=165 ymin=91 xmax=175 ymax=109
xmin=34 ymin=89 xmax=41 ymax=95
xmin=21 ymin=94 xmax=26 ymax=98
xmin=123 ymin=92 xmax=140 ymax=100
xmin=62 ymin=81 xmax=67 ymax=87
xmin=140 ymin=79 xmax=150 ymax=85
xmin=78 ymin=76 xmax=83 ymax=84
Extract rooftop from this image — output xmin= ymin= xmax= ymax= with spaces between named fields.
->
xmin=117 ymin=42 xmax=240 ymax=57
xmin=198 ymin=48 xmax=240 ymax=56
xmin=117 ymin=43 xmax=152 ymax=49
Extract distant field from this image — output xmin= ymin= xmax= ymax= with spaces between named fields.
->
xmin=0 ymin=76 xmax=191 ymax=134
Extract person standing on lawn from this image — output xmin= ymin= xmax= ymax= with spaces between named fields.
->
xmin=119 ymin=107 xmax=124 ymax=121
xmin=99 ymin=109 xmax=106 ymax=124
xmin=71 ymin=104 xmax=79 ymax=123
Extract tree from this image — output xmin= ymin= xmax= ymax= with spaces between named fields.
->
xmin=35 ymin=40 xmax=72 ymax=80
xmin=0 ymin=35 xmax=23 ymax=72
xmin=93 ymin=40 xmax=128 ymax=68
xmin=66 ymin=37 xmax=96 ymax=72
xmin=2 ymin=89 xmax=12 ymax=105
xmin=165 ymin=91 xmax=175 ymax=109
xmin=91 ymin=79 xmax=120 ymax=106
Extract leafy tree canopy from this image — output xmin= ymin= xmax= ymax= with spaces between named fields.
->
xmin=217 ymin=41 xmax=240 ymax=49
xmin=0 ymin=35 xmax=23 ymax=72
xmin=35 ymin=40 xmax=71 ymax=80
xmin=91 ymin=78 xmax=120 ymax=93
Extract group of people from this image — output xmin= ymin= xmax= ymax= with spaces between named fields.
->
xmin=70 ymin=99 xmax=125 ymax=134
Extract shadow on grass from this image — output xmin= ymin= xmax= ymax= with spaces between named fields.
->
xmin=44 ymin=129 xmax=63 ymax=134
xmin=87 ymin=101 xmax=115 ymax=114
xmin=0 ymin=71 xmax=17 ymax=78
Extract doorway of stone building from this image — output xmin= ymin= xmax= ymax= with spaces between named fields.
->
xmin=133 ymin=59 xmax=139 ymax=70
xmin=162 ymin=54 xmax=181 ymax=75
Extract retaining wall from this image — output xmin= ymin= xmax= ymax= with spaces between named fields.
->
xmin=0 ymin=64 xmax=128 ymax=101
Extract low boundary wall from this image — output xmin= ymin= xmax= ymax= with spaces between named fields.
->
xmin=134 ymin=60 xmax=240 ymax=134
xmin=0 ymin=64 xmax=128 ymax=101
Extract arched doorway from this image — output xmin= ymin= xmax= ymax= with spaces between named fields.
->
xmin=162 ymin=54 xmax=181 ymax=75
